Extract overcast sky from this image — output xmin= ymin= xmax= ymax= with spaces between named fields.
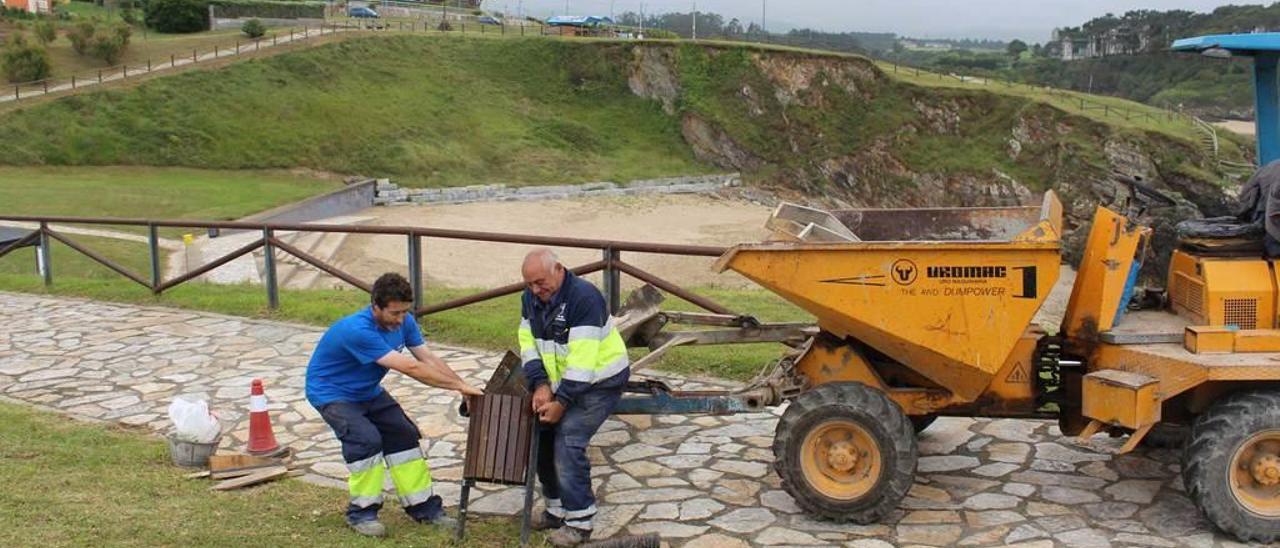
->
xmin=493 ymin=0 xmax=1238 ymax=42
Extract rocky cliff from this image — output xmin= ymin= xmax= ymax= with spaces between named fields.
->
xmin=619 ymin=43 xmax=1247 ymax=282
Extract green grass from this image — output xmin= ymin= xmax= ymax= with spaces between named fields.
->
xmin=0 ymin=274 xmax=809 ymax=382
xmin=0 ymin=165 xmax=339 ymax=220
xmin=0 ymin=233 xmax=152 ymax=279
xmin=0 ymin=400 xmax=530 ymax=547
xmin=0 ymin=35 xmax=711 ymax=187
xmin=871 ymin=59 xmax=1247 ymax=157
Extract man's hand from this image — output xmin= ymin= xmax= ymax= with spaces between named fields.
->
xmin=532 ymin=384 xmax=552 ymax=413
xmin=537 ymin=400 xmax=565 ymax=424
xmin=456 ymin=382 xmax=484 ymax=397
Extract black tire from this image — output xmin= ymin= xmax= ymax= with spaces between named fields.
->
xmin=1183 ymin=390 xmax=1280 ymax=543
xmin=910 ymin=415 xmax=938 ymax=434
xmin=1141 ymin=422 xmax=1188 ymax=449
xmin=773 ymin=382 xmax=917 ymax=523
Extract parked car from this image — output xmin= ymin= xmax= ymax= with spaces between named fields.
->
xmin=476 ymin=15 xmax=502 ymax=26
xmin=349 ymin=6 xmax=379 ymax=18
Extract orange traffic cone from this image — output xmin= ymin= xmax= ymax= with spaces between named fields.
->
xmin=246 ymin=378 xmax=282 ymax=456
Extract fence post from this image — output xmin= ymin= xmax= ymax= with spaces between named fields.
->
xmin=193 ymin=49 xmax=197 ymax=63
xmin=43 ymin=80 xmax=48 ymax=94
xmin=171 ymin=53 xmax=175 ymax=67
xmin=255 ymin=39 xmax=260 ymax=52
xmin=123 ymin=65 xmax=127 ymax=78
xmin=38 ymin=222 xmax=51 ymax=286
xmin=408 ymin=233 xmax=423 ymax=312
xmin=148 ymin=224 xmax=161 ymax=293
xmin=98 ymin=69 xmax=103 ymax=83
xmin=147 ymin=58 xmax=151 ymax=72
xmin=263 ymin=227 xmax=279 ymax=310
xmin=602 ymin=247 xmax=621 ymax=314
xmin=71 ymin=75 xmax=76 ymax=89
xmin=1104 ymin=106 xmax=1110 ymax=117
xmin=215 ymin=45 xmax=219 ymax=58
xmin=12 ymin=85 xmax=16 ymax=100
xmin=235 ymin=40 xmax=240 ymax=55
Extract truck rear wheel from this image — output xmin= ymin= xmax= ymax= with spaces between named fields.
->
xmin=773 ymin=382 xmax=916 ymax=523
xmin=1184 ymin=390 xmax=1280 ymax=543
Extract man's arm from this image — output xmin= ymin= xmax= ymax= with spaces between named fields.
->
xmin=408 ymin=344 xmax=470 ymax=388
xmin=378 ymin=351 xmax=482 ymax=396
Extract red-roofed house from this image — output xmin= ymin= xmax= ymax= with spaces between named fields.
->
xmin=3 ymin=0 xmax=51 ymax=14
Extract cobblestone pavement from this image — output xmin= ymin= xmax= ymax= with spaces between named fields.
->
xmin=0 ymin=292 xmax=1256 ymax=547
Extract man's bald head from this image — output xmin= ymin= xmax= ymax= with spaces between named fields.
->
xmin=522 ymin=248 xmax=565 ymax=303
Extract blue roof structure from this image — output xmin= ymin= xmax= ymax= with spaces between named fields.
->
xmin=545 ymin=15 xmax=614 ymax=27
xmin=1174 ymin=33 xmax=1279 ymax=166
xmin=1172 ymin=33 xmax=1280 ymax=56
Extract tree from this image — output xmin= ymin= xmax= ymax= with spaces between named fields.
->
xmin=145 ymin=0 xmax=208 ymax=33
xmin=242 ymin=18 xmax=266 ymax=39
xmin=1007 ymin=39 xmax=1028 ymax=58
xmin=2 ymin=34 xmax=52 ymax=83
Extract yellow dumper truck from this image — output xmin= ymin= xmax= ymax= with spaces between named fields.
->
xmin=629 ymin=187 xmax=1280 ymax=542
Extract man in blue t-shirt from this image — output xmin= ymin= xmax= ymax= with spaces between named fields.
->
xmin=306 ymin=272 xmax=483 ymax=538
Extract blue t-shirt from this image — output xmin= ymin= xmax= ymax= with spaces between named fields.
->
xmin=305 ymin=306 xmax=425 ymax=407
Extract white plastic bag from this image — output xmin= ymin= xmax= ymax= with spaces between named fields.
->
xmin=168 ymin=396 xmax=221 ymax=443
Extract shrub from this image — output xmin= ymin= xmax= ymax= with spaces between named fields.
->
xmin=89 ymin=24 xmax=132 ymax=64
xmin=437 ymin=19 xmax=452 ymax=31
xmin=145 ymin=0 xmax=208 ymax=33
xmin=120 ymin=6 xmax=139 ymax=26
xmin=1 ymin=34 xmax=52 ymax=83
xmin=33 ymin=19 xmax=56 ymax=45
xmin=241 ymin=18 xmax=266 ymax=38
xmin=67 ymin=19 xmax=96 ymax=55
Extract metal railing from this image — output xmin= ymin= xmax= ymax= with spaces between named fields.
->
xmin=0 ymin=214 xmax=734 ymax=317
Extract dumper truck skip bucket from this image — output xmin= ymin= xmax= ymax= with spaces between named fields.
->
xmin=715 ymin=192 xmax=1063 ymax=401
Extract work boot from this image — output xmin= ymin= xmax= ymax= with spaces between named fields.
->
xmin=531 ymin=510 xmax=565 ymax=531
xmin=546 ymin=525 xmax=590 ymax=547
xmin=348 ymin=519 xmax=387 ymax=538
xmin=418 ymin=513 xmax=457 ymax=529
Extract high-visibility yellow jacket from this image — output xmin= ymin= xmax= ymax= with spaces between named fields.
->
xmin=518 ymin=271 xmax=629 ymax=407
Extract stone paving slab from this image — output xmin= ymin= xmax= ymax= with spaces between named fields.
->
xmin=0 ymin=291 xmax=1256 ymax=547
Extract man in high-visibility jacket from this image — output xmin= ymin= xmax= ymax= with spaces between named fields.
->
xmin=306 ymin=272 xmax=483 ymax=538
xmin=518 ymin=248 xmax=630 ymax=547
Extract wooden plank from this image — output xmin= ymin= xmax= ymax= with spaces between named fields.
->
xmin=211 ymin=464 xmax=282 ymax=480
xmin=500 ymin=395 xmax=517 ymax=483
xmin=209 ymin=454 xmax=280 ymax=472
xmin=209 ymin=466 xmax=289 ymax=491
xmin=480 ymin=395 xmax=497 ymax=480
xmin=496 ymin=396 xmax=512 ymax=481
xmin=185 ymin=470 xmax=211 ymax=479
xmin=499 ymin=396 xmax=519 ymax=481
xmin=473 ymin=394 xmax=486 ymax=478
xmin=464 ymin=396 xmax=479 ymax=479
xmin=487 ymin=396 xmax=503 ymax=480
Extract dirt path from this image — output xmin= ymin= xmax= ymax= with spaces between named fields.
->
xmin=0 ymin=221 xmax=182 ymax=250
xmin=330 ymin=194 xmax=775 ymax=290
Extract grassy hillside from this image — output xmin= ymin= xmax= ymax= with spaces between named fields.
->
xmin=0 ymin=36 xmax=710 ymax=187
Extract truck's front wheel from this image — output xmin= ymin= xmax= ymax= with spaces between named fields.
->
xmin=773 ymin=382 xmax=916 ymax=523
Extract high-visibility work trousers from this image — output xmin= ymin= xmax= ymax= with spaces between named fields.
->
xmin=316 ymin=391 xmax=442 ymax=524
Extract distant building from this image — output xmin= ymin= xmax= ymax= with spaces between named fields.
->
xmin=1050 ymin=26 xmax=1149 ymax=61
xmin=3 ymin=0 xmax=50 ymax=14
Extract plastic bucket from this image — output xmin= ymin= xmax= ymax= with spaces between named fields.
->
xmin=167 ymin=434 xmax=221 ymax=468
